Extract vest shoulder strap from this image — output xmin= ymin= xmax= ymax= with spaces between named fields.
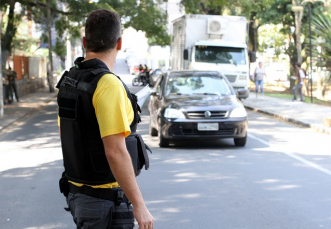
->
xmin=57 ymin=68 xmax=141 ymax=129
xmin=89 ymin=69 xmax=142 ymax=130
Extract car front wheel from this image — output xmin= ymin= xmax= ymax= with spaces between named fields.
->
xmin=234 ymin=134 xmax=247 ymax=147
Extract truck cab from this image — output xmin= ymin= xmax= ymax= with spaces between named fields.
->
xmin=186 ymin=40 xmax=249 ymax=91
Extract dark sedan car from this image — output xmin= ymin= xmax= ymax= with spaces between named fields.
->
xmin=148 ymin=70 xmax=248 ymax=147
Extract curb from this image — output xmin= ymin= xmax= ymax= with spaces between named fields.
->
xmin=244 ymin=105 xmax=331 ymax=135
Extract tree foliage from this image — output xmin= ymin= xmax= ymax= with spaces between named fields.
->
xmin=310 ymin=8 xmax=331 ymax=98
xmin=311 ymin=8 xmax=331 ymax=71
xmin=0 ymin=0 xmax=170 ymax=65
xmin=179 ymin=0 xmax=327 ymax=76
xmin=116 ymin=0 xmax=171 ymax=46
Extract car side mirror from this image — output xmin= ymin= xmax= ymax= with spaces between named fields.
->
xmin=236 ymin=88 xmax=249 ymax=100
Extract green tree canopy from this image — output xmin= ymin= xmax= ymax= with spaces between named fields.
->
xmin=311 ymin=8 xmax=331 ymax=71
xmin=0 ymin=0 xmax=170 ymax=65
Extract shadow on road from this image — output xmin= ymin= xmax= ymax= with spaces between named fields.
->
xmin=0 ymin=159 xmax=73 ymax=229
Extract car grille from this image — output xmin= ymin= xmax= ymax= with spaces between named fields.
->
xmin=182 ymin=128 xmax=235 ymax=136
xmin=224 ymin=74 xmax=237 ymax=83
xmin=187 ymin=111 xmax=228 ymax=119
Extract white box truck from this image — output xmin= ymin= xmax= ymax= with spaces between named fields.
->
xmin=172 ymin=14 xmax=251 ymax=95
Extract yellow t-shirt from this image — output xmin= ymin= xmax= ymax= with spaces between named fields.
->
xmin=59 ymin=73 xmax=134 ymax=188
xmin=93 ymin=73 xmax=133 ymax=138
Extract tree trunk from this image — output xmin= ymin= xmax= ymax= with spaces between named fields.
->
xmin=292 ymin=0 xmax=303 ymax=64
xmin=2 ymin=0 xmax=17 ymax=70
xmin=249 ymin=12 xmax=258 ymax=52
xmin=47 ymin=0 xmax=55 ymax=92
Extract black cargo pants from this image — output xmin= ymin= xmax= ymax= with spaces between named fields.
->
xmin=68 ymin=192 xmax=135 ymax=229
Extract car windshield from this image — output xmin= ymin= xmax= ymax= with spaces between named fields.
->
xmin=195 ymin=46 xmax=246 ymax=65
xmin=165 ymin=74 xmax=232 ymax=96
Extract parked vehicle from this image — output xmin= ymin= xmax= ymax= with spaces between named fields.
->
xmin=148 ymin=70 xmax=248 ymax=147
xmin=172 ymin=14 xmax=254 ymax=96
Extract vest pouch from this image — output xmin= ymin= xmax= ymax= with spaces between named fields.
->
xmin=135 ymin=134 xmax=150 ymax=170
xmin=59 ymin=172 xmax=69 ymax=197
xmin=58 ymin=91 xmax=80 ymax=121
xmin=125 ymin=135 xmax=140 ymax=176
xmin=125 ymin=133 xmax=151 ymax=177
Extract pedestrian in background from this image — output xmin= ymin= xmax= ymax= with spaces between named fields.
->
xmin=292 ymin=62 xmax=305 ymax=102
xmin=252 ymin=61 xmax=267 ymax=99
xmin=144 ymin=64 xmax=150 ymax=84
xmin=56 ymin=9 xmax=153 ymax=229
xmin=7 ymin=67 xmax=19 ymax=102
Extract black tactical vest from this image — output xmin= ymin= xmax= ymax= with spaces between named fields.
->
xmin=57 ymin=57 xmax=143 ymax=185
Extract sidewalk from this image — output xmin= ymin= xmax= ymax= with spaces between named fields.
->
xmin=1 ymin=86 xmax=331 ymax=135
xmin=0 ymin=87 xmax=57 ymax=132
xmin=243 ymin=94 xmax=331 ymax=135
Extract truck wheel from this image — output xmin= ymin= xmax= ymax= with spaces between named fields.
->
xmin=234 ymin=134 xmax=247 ymax=147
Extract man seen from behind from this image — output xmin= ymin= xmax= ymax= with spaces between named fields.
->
xmin=57 ymin=9 xmax=153 ymax=229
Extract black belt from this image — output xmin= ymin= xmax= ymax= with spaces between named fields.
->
xmin=69 ymin=183 xmax=119 ymax=201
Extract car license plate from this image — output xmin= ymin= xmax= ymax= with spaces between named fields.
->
xmin=197 ymin=123 xmax=218 ymax=131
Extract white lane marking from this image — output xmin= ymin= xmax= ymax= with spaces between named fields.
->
xmin=248 ymin=133 xmax=270 ymax=147
xmin=248 ymin=133 xmax=331 ymax=177
xmin=284 ymin=152 xmax=331 ymax=176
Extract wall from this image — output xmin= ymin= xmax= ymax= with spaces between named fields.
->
xmin=11 ymin=55 xmax=47 ymax=97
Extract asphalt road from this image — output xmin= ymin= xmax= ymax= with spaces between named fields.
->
xmin=1 ymin=59 xmax=331 ymax=229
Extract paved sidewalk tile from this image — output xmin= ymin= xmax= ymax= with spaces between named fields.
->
xmin=243 ymin=95 xmax=331 ymax=135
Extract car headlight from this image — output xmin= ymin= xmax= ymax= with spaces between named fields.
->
xmin=164 ymin=108 xmax=185 ymax=119
xmin=230 ymin=107 xmax=247 ymax=118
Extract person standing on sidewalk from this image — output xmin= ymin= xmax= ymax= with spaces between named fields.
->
xmin=292 ymin=62 xmax=305 ymax=102
xmin=57 ymin=9 xmax=153 ymax=229
xmin=252 ymin=61 xmax=267 ymax=99
xmin=7 ymin=67 xmax=19 ymax=102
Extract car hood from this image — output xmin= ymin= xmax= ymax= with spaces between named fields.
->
xmin=164 ymin=94 xmax=240 ymax=110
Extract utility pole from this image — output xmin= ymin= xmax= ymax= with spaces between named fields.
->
xmin=308 ymin=3 xmax=313 ymax=103
xmin=47 ymin=0 xmax=55 ymax=92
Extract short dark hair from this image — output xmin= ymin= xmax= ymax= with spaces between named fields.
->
xmin=85 ymin=9 xmax=121 ymax=53
xmin=296 ymin=62 xmax=301 ymax=68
